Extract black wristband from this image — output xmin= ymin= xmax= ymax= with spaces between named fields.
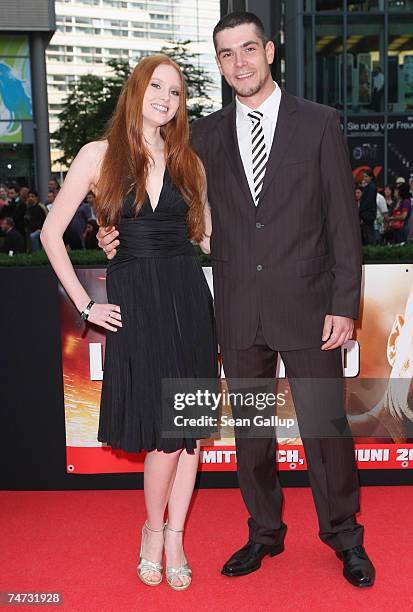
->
xmin=80 ymin=300 xmax=95 ymax=321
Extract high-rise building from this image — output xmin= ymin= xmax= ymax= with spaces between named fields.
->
xmin=46 ymin=0 xmax=221 ymax=169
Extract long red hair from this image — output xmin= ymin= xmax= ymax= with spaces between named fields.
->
xmin=95 ymin=54 xmax=206 ymax=241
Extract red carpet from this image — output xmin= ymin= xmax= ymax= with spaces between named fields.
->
xmin=1 ymin=486 xmax=413 ymax=611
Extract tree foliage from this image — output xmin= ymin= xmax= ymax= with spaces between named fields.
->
xmin=160 ymin=40 xmax=214 ymax=121
xmin=54 ymin=44 xmax=215 ymax=165
xmin=53 ymin=59 xmax=131 ymax=165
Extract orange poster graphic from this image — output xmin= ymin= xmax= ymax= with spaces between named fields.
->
xmin=61 ymin=265 xmax=413 ymax=473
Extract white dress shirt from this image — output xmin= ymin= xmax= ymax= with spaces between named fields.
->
xmin=235 ymin=81 xmax=282 ymax=204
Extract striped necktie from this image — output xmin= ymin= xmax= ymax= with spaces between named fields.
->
xmin=248 ymin=110 xmax=267 ymax=205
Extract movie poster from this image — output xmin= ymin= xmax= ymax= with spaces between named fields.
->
xmin=61 ymin=264 xmax=413 ymax=474
xmin=346 ymin=115 xmax=385 ymax=185
xmin=346 ymin=114 xmax=413 ymax=186
xmin=0 ymin=35 xmax=32 ymax=144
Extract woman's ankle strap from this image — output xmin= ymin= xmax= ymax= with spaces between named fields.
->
xmin=165 ymin=525 xmax=184 ymax=533
xmin=144 ymin=520 xmax=165 ymax=532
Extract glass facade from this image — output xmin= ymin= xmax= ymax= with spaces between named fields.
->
xmin=303 ymin=0 xmax=413 ymax=185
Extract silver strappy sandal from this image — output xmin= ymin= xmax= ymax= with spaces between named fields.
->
xmin=137 ymin=521 xmax=165 ymax=586
xmin=165 ymin=524 xmax=192 ymax=591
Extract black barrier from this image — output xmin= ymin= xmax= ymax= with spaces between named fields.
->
xmin=0 ymin=265 xmax=412 ymax=490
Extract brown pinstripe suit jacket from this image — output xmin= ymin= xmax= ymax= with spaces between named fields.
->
xmin=190 ymin=88 xmax=362 ymax=351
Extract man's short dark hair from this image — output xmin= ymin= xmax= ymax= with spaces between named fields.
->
xmin=7 ymin=183 xmax=19 ymax=193
xmin=363 ymin=169 xmax=374 ymax=179
xmin=213 ymin=11 xmax=268 ymax=50
xmin=28 ymin=189 xmax=38 ymax=197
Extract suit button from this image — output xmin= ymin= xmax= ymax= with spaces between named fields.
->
xmin=256 ymin=222 xmax=263 ymax=229
xmin=256 ymin=264 xmax=263 ymax=271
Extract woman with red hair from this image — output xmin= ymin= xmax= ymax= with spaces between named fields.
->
xmin=41 ymin=55 xmax=217 ymax=591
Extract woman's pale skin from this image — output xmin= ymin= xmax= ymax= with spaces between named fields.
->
xmin=41 ymin=63 xmax=211 ymax=586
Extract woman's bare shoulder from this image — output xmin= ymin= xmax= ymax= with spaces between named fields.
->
xmin=78 ymin=140 xmax=108 ymax=189
xmin=80 ymin=139 xmax=108 ymax=161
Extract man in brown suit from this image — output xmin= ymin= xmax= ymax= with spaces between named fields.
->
xmin=98 ymin=11 xmax=375 ymax=588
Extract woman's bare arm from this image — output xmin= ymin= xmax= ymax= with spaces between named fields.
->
xmin=40 ymin=141 xmax=121 ymax=331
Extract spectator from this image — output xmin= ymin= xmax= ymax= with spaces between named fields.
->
xmin=0 ymin=189 xmax=12 ymax=219
xmin=355 ymin=185 xmax=363 ymax=207
xmin=19 ymin=185 xmax=30 ymax=205
xmin=0 ymin=217 xmax=25 ymax=254
xmin=86 ymin=191 xmax=97 ymax=220
xmin=384 ymin=185 xmax=396 ymax=212
xmin=83 ymin=218 xmax=99 ymax=249
xmin=0 ymin=183 xmax=9 ymax=207
xmin=371 ymin=66 xmax=384 ymax=112
xmin=46 ymin=191 xmax=56 ymax=211
xmin=386 ymin=183 xmax=411 ymax=244
xmin=0 ymin=192 xmax=7 ymax=212
xmin=63 ymin=200 xmax=92 ymax=250
xmin=359 ymin=170 xmax=377 ymax=245
xmin=6 ymin=183 xmax=26 ymax=240
xmin=48 ymin=178 xmax=60 ymax=196
xmin=408 ymin=177 xmax=413 ymax=242
xmin=375 ymin=189 xmax=388 ymax=243
xmin=24 ymin=189 xmax=47 ymax=252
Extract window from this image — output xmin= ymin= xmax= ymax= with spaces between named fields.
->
xmin=150 ymin=23 xmax=171 ymax=30
xmin=388 ymin=14 xmax=413 ymax=112
xmin=347 ymin=0 xmax=384 ymax=10
xmin=388 ymin=0 xmax=413 ymax=10
xmin=314 ymin=16 xmax=344 ymax=108
xmin=346 ymin=14 xmax=385 ymax=112
xmin=316 ymin=0 xmax=343 ymax=11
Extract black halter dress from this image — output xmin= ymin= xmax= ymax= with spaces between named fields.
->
xmin=97 ymin=169 xmax=218 ymax=453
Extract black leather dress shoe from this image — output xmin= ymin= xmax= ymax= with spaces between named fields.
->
xmin=336 ymin=545 xmax=375 ymax=587
xmin=221 ymin=540 xmax=284 ymax=577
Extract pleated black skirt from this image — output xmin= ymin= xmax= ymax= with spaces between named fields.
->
xmin=97 ymin=254 xmax=218 ymax=454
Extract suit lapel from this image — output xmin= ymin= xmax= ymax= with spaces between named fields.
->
xmin=258 ymin=88 xmax=299 ymax=204
xmin=218 ymin=102 xmax=255 ymax=207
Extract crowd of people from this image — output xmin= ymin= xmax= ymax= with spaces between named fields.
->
xmin=356 ymin=172 xmax=413 ymax=246
xmin=0 ymin=178 xmax=99 ymax=255
xmin=1 ymin=170 xmax=413 ymax=254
